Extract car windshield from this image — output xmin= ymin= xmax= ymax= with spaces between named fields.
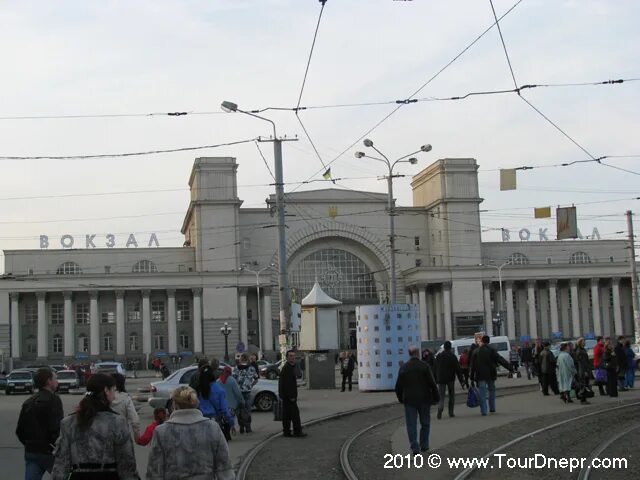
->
xmin=9 ymin=372 xmax=31 ymax=380
xmin=57 ymin=372 xmax=77 ymax=379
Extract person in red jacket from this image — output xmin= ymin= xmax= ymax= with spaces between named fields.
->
xmin=592 ymin=336 xmax=607 ymax=396
xmin=136 ymin=408 xmax=167 ymax=446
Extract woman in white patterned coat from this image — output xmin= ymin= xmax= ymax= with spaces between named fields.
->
xmin=146 ymin=386 xmax=234 ymax=480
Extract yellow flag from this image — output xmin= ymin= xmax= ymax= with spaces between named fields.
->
xmin=500 ymin=169 xmax=517 ymax=190
xmin=534 ymin=207 xmax=551 ymax=218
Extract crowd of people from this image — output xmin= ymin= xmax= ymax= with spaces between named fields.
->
xmin=395 ymin=334 xmax=637 ymax=455
xmin=14 ymin=348 xmax=308 ymax=479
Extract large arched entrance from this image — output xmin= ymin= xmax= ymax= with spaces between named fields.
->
xmin=288 ymin=241 xmax=387 ymax=349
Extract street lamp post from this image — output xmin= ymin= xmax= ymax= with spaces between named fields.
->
xmin=482 ymin=262 xmax=510 ymax=335
xmin=220 ymin=322 xmax=232 ymax=362
xmin=355 ymin=140 xmax=432 ymax=304
xmin=241 ymin=263 xmax=275 ymax=355
xmin=222 ymin=101 xmax=295 ymax=360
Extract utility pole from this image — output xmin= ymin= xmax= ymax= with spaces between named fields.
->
xmin=627 ymin=210 xmax=640 ymax=344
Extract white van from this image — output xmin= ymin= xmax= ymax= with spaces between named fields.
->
xmin=437 ymin=336 xmax=512 ymax=364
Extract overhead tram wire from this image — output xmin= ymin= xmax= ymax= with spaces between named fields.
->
xmin=489 ymin=0 xmax=518 ymax=89
xmin=293 ymin=0 xmax=330 ymax=175
xmin=0 ymin=138 xmax=258 ymax=161
xmin=287 ymin=0 xmax=525 ymax=191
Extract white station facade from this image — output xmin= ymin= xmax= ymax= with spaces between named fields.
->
xmin=0 ymin=156 xmax=635 ymax=368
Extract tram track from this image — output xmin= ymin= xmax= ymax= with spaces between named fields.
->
xmin=454 ymin=401 xmax=640 ymax=480
xmin=237 ymin=383 xmax=538 ymax=480
xmin=578 ymin=422 xmax=640 ymax=480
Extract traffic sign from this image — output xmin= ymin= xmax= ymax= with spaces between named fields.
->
xmin=236 ymin=342 xmax=245 ymax=353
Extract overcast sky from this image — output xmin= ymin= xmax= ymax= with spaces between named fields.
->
xmin=1 ymin=0 xmax=639 ymax=269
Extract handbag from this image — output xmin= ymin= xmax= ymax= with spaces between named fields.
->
xmin=215 ymin=414 xmax=232 ymax=441
xmin=273 ymin=398 xmax=283 ymax=422
xmin=594 ymin=368 xmax=607 ymax=384
xmin=466 ymin=386 xmax=480 ymax=408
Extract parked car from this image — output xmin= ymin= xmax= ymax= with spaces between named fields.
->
xmin=56 ymin=370 xmax=80 ymax=393
xmin=94 ymin=362 xmax=126 ymax=376
xmin=259 ymin=362 xmax=281 ymax=380
xmin=49 ymin=365 xmax=67 ymax=372
xmin=0 ymin=373 xmax=7 ymax=391
xmin=148 ymin=365 xmax=278 ymax=412
xmin=6 ymin=370 xmax=34 ymax=395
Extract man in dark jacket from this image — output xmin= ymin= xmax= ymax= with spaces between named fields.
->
xmin=16 ymin=367 xmax=64 ymax=480
xmin=614 ymin=336 xmax=629 ymax=391
xmin=469 ymin=336 xmax=512 ymax=416
xmin=520 ymin=342 xmax=534 ymax=380
xmin=434 ymin=341 xmax=465 ymax=419
xmin=278 ymin=350 xmax=306 ymax=437
xmin=395 ymin=346 xmax=439 ymax=454
xmin=340 ymin=352 xmax=355 ymax=392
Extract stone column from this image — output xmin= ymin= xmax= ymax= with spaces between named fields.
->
xmin=167 ymin=289 xmax=177 ymax=354
xmin=483 ymin=282 xmax=493 ymax=336
xmin=37 ymin=292 xmax=47 ymax=359
xmin=10 ymin=293 xmax=20 ymax=358
xmin=548 ymin=280 xmax=559 ymax=335
xmin=405 ymin=290 xmax=412 ymax=305
xmin=142 ymin=290 xmax=152 ymax=354
xmin=63 ymin=291 xmax=74 ymax=357
xmin=89 ymin=291 xmax=99 ymax=356
xmin=527 ymin=280 xmax=538 ymax=339
xmin=443 ymin=282 xmax=453 ymax=340
xmin=116 ymin=290 xmax=126 ymax=356
xmin=434 ymin=289 xmax=442 ymax=339
xmin=591 ymin=278 xmax=602 ymax=336
xmin=570 ymin=279 xmax=581 ymax=337
xmin=505 ymin=281 xmax=515 ymax=339
xmin=239 ymin=288 xmax=248 ymax=347
xmin=418 ymin=285 xmax=428 ymax=339
xmin=262 ymin=287 xmax=273 ymax=351
xmin=411 ymin=288 xmax=419 ymax=307
xmin=611 ymin=278 xmax=623 ymax=335
xmin=192 ymin=288 xmax=203 ymax=355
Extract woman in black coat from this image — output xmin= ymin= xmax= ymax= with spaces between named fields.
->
xmin=603 ymin=341 xmax=618 ymax=398
xmin=573 ymin=338 xmax=592 ymax=404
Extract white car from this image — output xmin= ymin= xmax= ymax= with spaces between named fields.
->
xmin=94 ymin=362 xmax=126 ymax=376
xmin=148 ymin=365 xmax=278 ymax=412
xmin=56 ymin=370 xmax=80 ymax=392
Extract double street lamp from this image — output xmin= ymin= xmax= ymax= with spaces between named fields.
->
xmin=241 ymin=263 xmax=276 ymax=354
xmin=355 ymin=140 xmax=432 ymax=304
xmin=220 ymin=321 xmax=232 ymax=362
xmin=222 ymin=101 xmax=293 ymax=358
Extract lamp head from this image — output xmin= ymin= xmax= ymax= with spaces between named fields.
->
xmin=363 ymin=138 xmax=374 ymax=148
xmin=408 ymin=157 xmax=418 ymax=165
xmin=221 ymin=101 xmax=238 ymax=113
xmin=420 ymin=144 xmax=432 ymax=153
xmin=354 ymin=151 xmax=365 ymax=158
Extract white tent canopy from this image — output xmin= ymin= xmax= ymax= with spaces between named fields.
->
xmin=301 ymin=282 xmax=342 ymax=307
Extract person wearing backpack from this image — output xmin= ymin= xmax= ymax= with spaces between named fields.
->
xmin=233 ymin=353 xmax=259 ymax=433
xmin=16 ymin=367 xmax=64 ymax=480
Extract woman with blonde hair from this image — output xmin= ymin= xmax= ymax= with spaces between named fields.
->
xmin=146 ymin=386 xmax=234 ymax=480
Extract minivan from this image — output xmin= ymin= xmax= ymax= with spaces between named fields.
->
xmin=437 ymin=336 xmax=512 ymax=364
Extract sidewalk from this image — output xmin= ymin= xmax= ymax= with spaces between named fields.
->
xmin=390 ymin=383 xmax=640 ymax=458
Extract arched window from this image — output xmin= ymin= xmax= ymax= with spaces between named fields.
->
xmin=290 ymin=248 xmax=377 ymax=302
xmin=569 ymin=251 xmax=591 ymax=264
xmin=56 ymin=261 xmax=82 ymax=275
xmin=52 ymin=334 xmax=63 ymax=353
xmin=507 ymin=253 xmax=529 ymax=265
xmin=132 ymin=260 xmax=158 ymax=273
